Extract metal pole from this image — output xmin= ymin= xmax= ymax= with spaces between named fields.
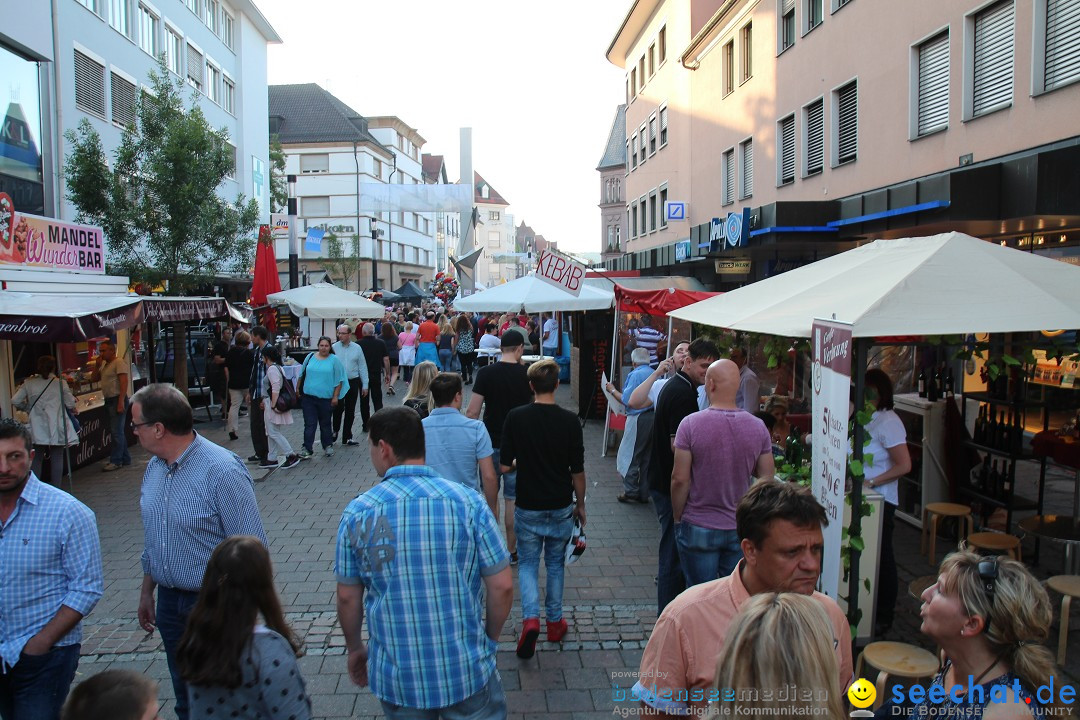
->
xmin=353 ymin=141 xmax=362 ymax=292
xmin=287 ymin=174 xmax=298 ymax=290
xmin=370 ymin=223 xmax=380 ymax=293
xmin=388 ymin=153 xmax=397 ymax=291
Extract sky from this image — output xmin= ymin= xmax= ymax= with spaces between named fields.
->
xmin=256 ymin=0 xmax=630 ymax=255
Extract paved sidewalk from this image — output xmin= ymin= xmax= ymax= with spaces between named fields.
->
xmin=64 ymin=382 xmax=1077 ymax=718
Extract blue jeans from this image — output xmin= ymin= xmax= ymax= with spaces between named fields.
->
xmin=379 ymin=670 xmax=506 ymax=720
xmin=489 ymin=449 xmax=516 ymax=501
xmin=0 ymin=643 xmax=80 ymax=720
xmin=438 ymin=348 xmax=454 ymax=371
xmin=675 ymin=521 xmax=741 ymax=588
xmin=157 ymin=586 xmax=200 ymax=720
xmin=515 ymin=505 xmax=575 ymax=621
xmin=651 ymin=491 xmax=685 ymax=615
xmin=105 ymin=397 xmax=130 ymax=465
xmin=301 ymin=394 xmax=333 ymax=452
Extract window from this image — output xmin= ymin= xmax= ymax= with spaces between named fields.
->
xmin=739 ymin=139 xmax=754 ymax=198
xmin=722 ymin=148 xmax=735 ymax=205
xmin=206 ymin=63 xmax=220 ymax=104
xmin=916 ymin=31 xmax=949 ymax=136
xmin=109 ymin=0 xmax=130 ymax=36
xmin=834 ymin=81 xmax=858 ymax=165
xmin=221 ymin=10 xmax=235 ymax=49
xmin=1042 ymin=0 xmax=1080 ymax=92
xmin=616 ymin=226 xmax=622 ymax=246
xmin=778 ymin=114 xmax=796 ymax=185
xmin=659 ymin=185 xmax=668 ymax=227
xmin=226 ymin=144 xmax=236 ymax=178
xmin=659 ymin=105 xmax=668 ymax=147
xmin=969 ymin=0 xmax=1014 ymax=118
xmin=741 ymin=23 xmax=753 ymax=81
xmin=649 ymin=43 xmax=656 ymax=77
xmin=649 ymin=192 xmax=657 ymax=232
xmin=186 ymin=43 xmax=203 ymax=91
xmin=638 ymin=57 xmax=646 ymax=90
xmin=833 ymin=0 xmax=853 ymax=10
xmin=487 ymin=231 xmax=500 ymax=248
xmin=625 ymin=140 xmax=631 ymax=173
xmin=630 ymin=68 xmax=637 ymax=98
xmin=626 ymin=76 xmax=631 ymax=103
xmin=165 ymin=26 xmax=183 ymax=76
xmin=639 ymin=198 xmax=647 ymax=235
xmin=639 ymin=123 xmax=647 ymax=164
xmin=302 ymin=196 xmax=330 ymax=216
xmin=74 ymin=50 xmax=106 ymax=117
xmin=206 ymin=0 xmax=219 ymax=35
xmin=723 ymin=40 xmax=735 ymax=96
xmin=659 ymin=26 xmax=667 ymax=63
xmin=804 ymin=98 xmax=824 ymax=175
xmin=631 ymin=133 xmax=639 ymax=169
xmin=607 ymin=225 xmax=615 ymax=248
xmin=489 ymin=211 xmax=500 ymax=221
xmin=111 ymin=72 xmax=137 ymax=127
xmin=186 ymin=0 xmax=200 ymax=16
xmin=648 ymin=114 xmax=657 ymax=154
xmin=806 ymin=0 xmax=823 ymax=33
xmin=629 ymin=205 xmax=637 ymax=237
xmin=780 ymin=0 xmax=796 ymax=51
xmin=76 ymin=0 xmax=100 ymax=13
xmin=222 ymin=76 xmax=235 ymax=114
xmin=374 ymin=158 xmax=382 ymax=179
xmin=137 ymin=4 xmax=159 ymax=56
xmin=300 ymin=154 xmax=329 ymax=173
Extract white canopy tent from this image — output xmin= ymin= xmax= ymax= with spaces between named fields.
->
xmin=267 ymin=283 xmax=386 ymax=320
xmin=452 ymin=273 xmax=614 ymax=312
xmin=669 ymin=232 xmax=1080 ymax=336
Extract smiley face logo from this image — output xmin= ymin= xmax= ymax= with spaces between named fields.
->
xmin=847 ymin=678 xmax=876 ymax=709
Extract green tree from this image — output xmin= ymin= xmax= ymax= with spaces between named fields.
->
xmin=269 ymin=134 xmax=287 ymax=213
xmin=324 ymin=232 xmax=363 ymax=290
xmin=64 ymin=58 xmax=259 ymax=293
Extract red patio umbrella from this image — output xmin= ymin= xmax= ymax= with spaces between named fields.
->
xmin=251 ymin=225 xmax=281 ymax=331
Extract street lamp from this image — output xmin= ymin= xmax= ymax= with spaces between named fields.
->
xmin=370 ymin=223 xmax=382 ymax=292
xmin=287 ymin=174 xmax=298 ymax=289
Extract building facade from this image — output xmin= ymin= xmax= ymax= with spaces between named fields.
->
xmin=604 ymin=0 xmax=1080 ymax=287
xmin=471 ymin=172 xmax=515 ymax=287
xmin=421 ymin=153 xmax=462 ymax=275
xmin=597 ymin=104 xmax=628 ymax=262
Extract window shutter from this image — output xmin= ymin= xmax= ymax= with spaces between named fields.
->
xmin=918 ymin=32 xmax=950 ymax=135
xmin=300 ymin=154 xmax=329 ymax=173
xmin=806 ymin=99 xmax=824 ymax=175
xmin=836 ymin=82 xmax=857 ymax=164
xmin=782 ymin=0 xmax=795 ymax=13
xmin=740 ymin=140 xmax=753 ymax=198
xmin=187 ymin=44 xmax=203 ymax=87
xmin=780 ymin=116 xmax=795 ymax=184
xmin=972 ymin=1 xmax=1014 ymax=116
xmin=1045 ymin=0 xmax=1080 ymax=91
xmin=723 ymin=150 xmax=735 ymax=204
xmin=111 ymin=73 xmax=137 ymax=127
xmin=74 ymin=50 xmax=106 ymax=116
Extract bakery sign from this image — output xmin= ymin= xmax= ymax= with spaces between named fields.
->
xmin=0 ymin=193 xmax=106 ymax=273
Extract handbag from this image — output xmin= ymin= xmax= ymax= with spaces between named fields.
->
xmin=295 ymin=353 xmax=312 ymax=397
xmin=66 ymin=406 xmax=82 ymax=435
xmin=272 ymin=365 xmax=301 ymax=413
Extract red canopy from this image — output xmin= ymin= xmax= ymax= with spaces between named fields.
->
xmin=251 ymin=227 xmax=281 ymax=331
xmin=615 ymin=286 xmax=720 ymax=315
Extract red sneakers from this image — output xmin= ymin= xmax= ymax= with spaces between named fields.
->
xmin=546 ymin=618 xmax=568 ymax=643
xmin=516 ymin=618 xmax=540 ymax=659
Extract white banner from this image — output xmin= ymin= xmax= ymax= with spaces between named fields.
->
xmin=534 ymin=249 xmax=585 ymax=297
xmin=811 ymin=318 xmax=853 ymax=601
xmin=357 ymin=184 xmax=472 ymax=213
xmin=270 ymin=213 xmax=290 ymax=240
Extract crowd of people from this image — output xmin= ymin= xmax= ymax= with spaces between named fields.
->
xmin=0 ymin=304 xmax=1070 ymax=720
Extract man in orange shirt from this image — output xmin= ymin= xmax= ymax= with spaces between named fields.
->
xmin=631 ymin=482 xmax=852 ymax=717
xmin=415 ymin=311 xmax=442 ymax=369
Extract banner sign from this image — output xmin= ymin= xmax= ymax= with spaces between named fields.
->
xmin=140 ymin=298 xmax=230 ymax=323
xmin=811 ymin=318 xmax=853 ymax=601
xmin=0 ymin=201 xmax=106 ymax=273
xmin=664 ymin=201 xmax=686 ymax=222
xmin=714 ymin=257 xmax=751 ymax=275
xmin=270 ymin=213 xmax=290 ymax=240
xmin=725 ymin=208 xmax=750 ymax=248
xmin=535 ymin=248 xmax=585 ymax=297
xmin=305 ymin=227 xmax=325 ymax=253
xmin=0 ymin=301 xmax=143 ymax=342
xmin=674 ymin=240 xmax=692 ymax=262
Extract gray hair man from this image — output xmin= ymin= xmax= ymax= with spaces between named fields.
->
xmin=357 ymin=322 xmax=390 ymax=434
xmin=332 ymin=323 xmax=369 ymax=447
xmin=607 ymin=347 xmax=655 ymax=504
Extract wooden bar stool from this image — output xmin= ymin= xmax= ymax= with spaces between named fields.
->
xmin=855 ymin=642 xmax=941 ymax=710
xmin=922 ymin=503 xmax=974 ymax=565
xmin=967 ymin=532 xmax=1022 ymax=561
xmin=1047 ymin=575 xmax=1080 ymax=666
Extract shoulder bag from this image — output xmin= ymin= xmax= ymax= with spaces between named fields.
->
xmin=272 ymin=365 xmax=300 ymax=413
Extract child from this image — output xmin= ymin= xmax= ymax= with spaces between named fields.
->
xmin=62 ymin=670 xmax=159 ymax=720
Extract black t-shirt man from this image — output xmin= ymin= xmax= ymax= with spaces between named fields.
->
xmin=648 ymin=370 xmax=699 ymax=496
xmin=471 ymin=361 xmax=532 ymax=447
xmin=500 ymin=403 xmax=584 ymax=510
xmin=358 ymin=335 xmax=388 ymax=379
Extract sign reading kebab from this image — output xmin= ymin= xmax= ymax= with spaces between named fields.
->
xmin=535 ymin=248 xmax=585 ymax=297
xmin=0 ymin=193 xmax=106 ymax=273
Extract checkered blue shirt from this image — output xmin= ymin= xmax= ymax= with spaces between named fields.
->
xmin=140 ymin=434 xmax=267 ymax=591
xmin=335 ymin=465 xmax=509 ymax=709
xmin=0 ymin=474 xmax=103 ymax=670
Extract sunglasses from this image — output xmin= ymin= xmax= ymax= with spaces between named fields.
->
xmin=977 ymin=558 xmax=998 ymax=628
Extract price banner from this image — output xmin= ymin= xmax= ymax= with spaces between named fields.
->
xmin=811 ymin=318 xmax=853 ymax=600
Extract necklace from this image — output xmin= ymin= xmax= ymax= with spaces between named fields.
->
xmin=950 ymin=654 xmax=1005 ymax=696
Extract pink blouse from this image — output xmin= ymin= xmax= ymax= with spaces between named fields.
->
xmin=398 ymin=331 xmax=417 ymax=347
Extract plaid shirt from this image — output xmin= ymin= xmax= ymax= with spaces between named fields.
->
xmin=141 ymin=433 xmax=267 ymax=591
xmin=335 ymin=465 xmax=509 ymax=709
xmin=0 ymin=474 xmax=103 ymax=670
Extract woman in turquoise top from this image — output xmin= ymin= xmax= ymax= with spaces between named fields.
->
xmin=298 ymin=336 xmax=346 ymax=458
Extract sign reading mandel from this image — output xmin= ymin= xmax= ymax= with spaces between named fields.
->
xmin=0 ymin=197 xmax=106 ymax=274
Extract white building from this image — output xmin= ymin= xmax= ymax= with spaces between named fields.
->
xmin=421 ymin=154 xmax=462 ymax=275
xmin=0 ymin=0 xmax=279 ymax=223
xmin=471 ymin=172 xmax=516 ymax=287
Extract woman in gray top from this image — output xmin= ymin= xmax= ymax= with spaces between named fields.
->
xmin=176 ymin=536 xmax=311 ymax=720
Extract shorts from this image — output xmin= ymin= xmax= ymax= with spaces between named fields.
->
xmin=490 ymin=448 xmax=516 ymax=501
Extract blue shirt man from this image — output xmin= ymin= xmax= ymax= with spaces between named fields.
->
xmin=422 ymin=373 xmax=498 ymax=514
xmin=336 ymin=407 xmax=513 ymax=717
xmin=0 ymin=418 xmax=103 ymax=720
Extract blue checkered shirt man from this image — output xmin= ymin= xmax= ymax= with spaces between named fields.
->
xmin=0 ymin=474 xmax=103 ymax=670
xmin=335 ymin=465 xmax=509 ymax=709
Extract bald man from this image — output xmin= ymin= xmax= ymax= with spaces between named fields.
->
xmin=670 ymin=359 xmax=774 ymax=588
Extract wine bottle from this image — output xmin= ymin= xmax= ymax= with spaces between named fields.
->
xmin=997 ymin=410 xmax=1008 ymax=450
xmin=944 ymin=367 xmax=955 ymax=396
xmin=917 ymin=368 xmax=927 ymax=398
xmin=974 ymin=406 xmax=986 ymax=444
xmin=1011 ymin=412 xmax=1023 ymax=455
xmin=932 ymin=365 xmax=943 ymax=401
xmin=986 ymin=408 xmax=998 ymax=449
xmin=990 ymin=460 xmax=1003 ymax=499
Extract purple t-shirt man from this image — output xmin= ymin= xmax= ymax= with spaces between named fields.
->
xmin=673 ymin=408 xmax=772 ymax=530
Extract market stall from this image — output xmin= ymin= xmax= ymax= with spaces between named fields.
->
xmin=267 ymin=282 xmax=386 ymax=347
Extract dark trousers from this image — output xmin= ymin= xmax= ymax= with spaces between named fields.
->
xmin=876 ymin=502 xmax=898 ymax=627
xmin=157 ymin=586 xmax=200 ymax=720
xmin=458 ymin=351 xmax=477 ymax=382
xmin=249 ymin=395 xmax=269 ymax=462
xmin=301 ymin=395 xmax=334 ymax=451
xmin=333 ymin=377 xmax=361 ymax=441
xmin=0 ymin=643 xmax=80 ymax=720
xmin=651 ymin=490 xmax=685 ymax=615
xmin=359 ymin=372 xmax=383 ymax=430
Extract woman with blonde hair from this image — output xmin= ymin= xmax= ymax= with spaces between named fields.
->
xmin=437 ymin=317 xmax=457 ymax=372
xmin=398 ymin=321 xmax=418 ymax=383
xmin=713 ymin=593 xmax=846 ymax=718
xmin=402 ymin=361 xmax=438 ymax=419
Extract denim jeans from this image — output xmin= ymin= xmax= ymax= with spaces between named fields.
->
xmin=0 ymin=643 xmax=80 ymax=720
xmin=651 ymin=491 xmax=685 ymax=615
xmin=489 ymin=449 xmax=516 ymax=501
xmin=675 ymin=521 xmax=742 ymax=588
xmin=301 ymin=394 xmax=334 ymax=452
xmin=379 ymin=670 xmax=506 ymax=720
xmin=515 ymin=505 xmax=575 ymax=621
xmin=105 ymin=397 xmax=130 ymax=466
xmin=157 ymin=587 xmax=200 ymax=720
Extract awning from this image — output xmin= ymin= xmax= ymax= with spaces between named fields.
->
xmin=614 ymin=286 xmax=720 ymax=315
xmin=0 ymin=293 xmax=144 ymax=342
xmin=452 ymin=274 xmax=614 ymax=312
xmin=140 ymin=297 xmax=234 ymax=323
xmin=267 ymin=283 xmax=386 ymax=319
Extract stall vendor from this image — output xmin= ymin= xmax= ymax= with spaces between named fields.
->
xmin=91 ymin=340 xmax=130 ymax=471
